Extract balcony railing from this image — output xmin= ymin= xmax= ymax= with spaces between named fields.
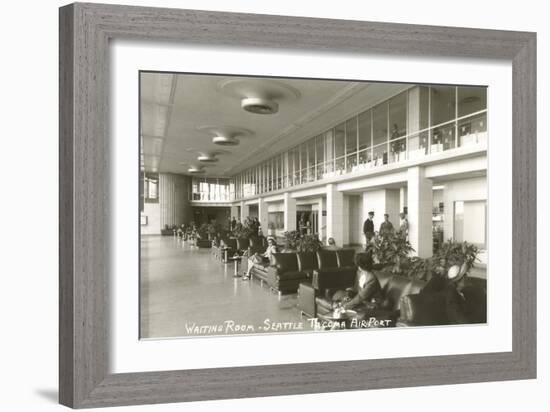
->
xmin=211 ymin=110 xmax=487 ymax=201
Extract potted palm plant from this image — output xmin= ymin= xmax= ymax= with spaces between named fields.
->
xmin=296 ymin=234 xmax=323 ymax=252
xmin=282 ymin=230 xmax=300 ymax=252
xmin=366 ymin=231 xmax=414 ymax=273
xmin=403 ymin=239 xmax=480 ymax=281
xmin=282 ymin=231 xmax=323 ymax=253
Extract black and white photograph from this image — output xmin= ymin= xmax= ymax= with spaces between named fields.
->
xmin=3 ymin=0 xmax=545 ymax=410
xmin=139 ymin=72 xmax=488 ymax=339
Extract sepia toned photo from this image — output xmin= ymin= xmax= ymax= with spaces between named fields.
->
xmin=139 ymin=72 xmax=488 ymax=339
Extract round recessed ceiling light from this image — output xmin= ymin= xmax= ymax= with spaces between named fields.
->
xmin=196 ymin=125 xmax=254 ymax=147
xmin=188 ymin=166 xmax=205 ymax=174
xmin=241 ymin=97 xmax=279 ymax=115
xmin=197 ymin=153 xmax=219 ymax=163
xmin=217 ymin=79 xmax=300 ymax=116
xmin=212 ymin=135 xmax=240 ymax=146
xmin=179 ymin=162 xmax=207 ymax=174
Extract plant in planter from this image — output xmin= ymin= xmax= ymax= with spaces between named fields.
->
xmin=435 ymin=239 xmax=480 ymax=274
xmin=197 ymin=223 xmax=209 ymax=239
xmin=282 ymin=230 xmax=300 ymax=251
xmin=205 ymin=222 xmax=221 ymax=240
xmin=403 ymin=256 xmax=435 ymax=281
xmin=296 ymin=234 xmax=323 ymax=253
xmin=366 ymin=231 xmax=415 ymax=274
xmin=282 ymin=231 xmax=323 ymax=253
xmin=232 ymin=220 xmax=254 ymax=239
xmin=401 ymin=239 xmax=480 ymax=281
xmin=194 ymin=223 xmax=213 ymax=248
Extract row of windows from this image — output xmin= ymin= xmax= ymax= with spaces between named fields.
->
xmin=234 ymin=85 xmax=487 ymax=199
xmin=191 ymin=177 xmax=234 ymax=202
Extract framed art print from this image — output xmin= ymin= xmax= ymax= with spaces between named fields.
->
xmin=59 ymin=3 xmax=536 ymax=408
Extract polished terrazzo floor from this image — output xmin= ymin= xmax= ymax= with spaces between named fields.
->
xmin=140 ymin=235 xmax=314 ymax=339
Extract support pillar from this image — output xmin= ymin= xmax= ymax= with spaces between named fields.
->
xmin=400 ymin=186 xmax=408 ymax=214
xmin=318 ymin=197 xmax=326 ymax=243
xmin=342 ymin=195 xmax=350 ymax=246
xmin=230 ymin=205 xmax=239 ymax=220
xmin=407 ymin=166 xmax=433 ymax=258
xmin=326 ymin=184 xmax=344 ymax=247
xmin=239 ymin=201 xmax=247 ymax=223
xmin=258 ymin=198 xmax=268 ymax=235
xmin=159 ymin=173 xmax=192 ymax=228
xmin=283 ymin=193 xmax=296 ymax=232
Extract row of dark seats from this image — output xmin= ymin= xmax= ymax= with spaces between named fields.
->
xmin=211 ymin=236 xmax=268 ymax=262
xmin=296 ymin=249 xmax=487 ymax=327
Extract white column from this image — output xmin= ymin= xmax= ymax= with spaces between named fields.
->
xmin=400 ymin=186 xmax=408 ymax=214
xmin=317 ymin=197 xmax=327 ymax=243
xmin=319 ymin=197 xmax=326 ymax=243
xmin=407 ymin=166 xmax=433 ymax=258
xmin=159 ymin=173 xmax=192 ymax=228
xmin=342 ymin=195 xmax=350 ymax=246
xmin=283 ymin=192 xmax=296 ymax=232
xmin=239 ymin=201 xmax=246 ymax=222
xmin=326 ymin=184 xmax=344 ymax=247
xmin=258 ymin=198 xmax=268 ymax=234
xmin=230 ymin=205 xmax=239 ymax=220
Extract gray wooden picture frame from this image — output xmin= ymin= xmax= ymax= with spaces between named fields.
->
xmin=59 ymin=2 xmax=537 ymax=409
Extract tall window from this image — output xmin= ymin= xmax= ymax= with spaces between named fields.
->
xmin=458 ymin=86 xmax=487 ymax=117
xmin=307 ymin=139 xmax=316 ymax=182
xmin=346 ymin=118 xmax=358 ymax=172
xmin=389 ymin=92 xmax=407 ymax=139
xmin=324 ymin=129 xmax=334 ymax=175
xmin=191 ymin=177 xmax=232 ymax=201
xmin=430 ymin=86 xmax=456 ymax=126
xmin=358 ymin=110 xmax=372 ymax=150
xmin=372 ymin=103 xmax=388 ymax=146
xmin=144 ymin=173 xmax=159 ymax=202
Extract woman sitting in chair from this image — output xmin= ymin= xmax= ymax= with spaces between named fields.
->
xmin=340 ymin=253 xmax=383 ymax=310
xmin=242 ymin=236 xmax=278 ymax=281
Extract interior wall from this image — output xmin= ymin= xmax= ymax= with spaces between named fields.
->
xmin=140 ymin=173 xmax=192 ymax=234
xmin=459 ymin=201 xmax=487 ymax=246
xmin=159 ymin=173 xmax=193 ymax=228
xmin=362 ymin=188 xmax=401 ymax=233
xmin=141 ymin=203 xmax=161 ymax=235
xmin=248 ymin=204 xmax=259 ymax=218
xmin=442 ymin=176 xmax=487 ymax=241
xmin=267 ymin=202 xmax=284 ymax=213
xmin=347 ymin=195 xmax=363 ymax=245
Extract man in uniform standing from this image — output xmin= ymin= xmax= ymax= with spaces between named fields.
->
xmin=363 ymin=211 xmax=375 ymax=248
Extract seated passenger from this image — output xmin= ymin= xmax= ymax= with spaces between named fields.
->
xmin=332 ymin=253 xmax=382 ymax=310
xmin=423 ymin=263 xmax=487 ymax=324
xmin=242 ymin=236 xmax=278 ymax=280
xmin=323 ymin=237 xmax=340 ymax=251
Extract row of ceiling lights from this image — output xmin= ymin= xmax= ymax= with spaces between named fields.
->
xmin=182 ymin=79 xmax=300 ymax=174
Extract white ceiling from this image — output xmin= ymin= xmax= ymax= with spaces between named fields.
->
xmin=140 ymin=72 xmax=410 ymax=176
